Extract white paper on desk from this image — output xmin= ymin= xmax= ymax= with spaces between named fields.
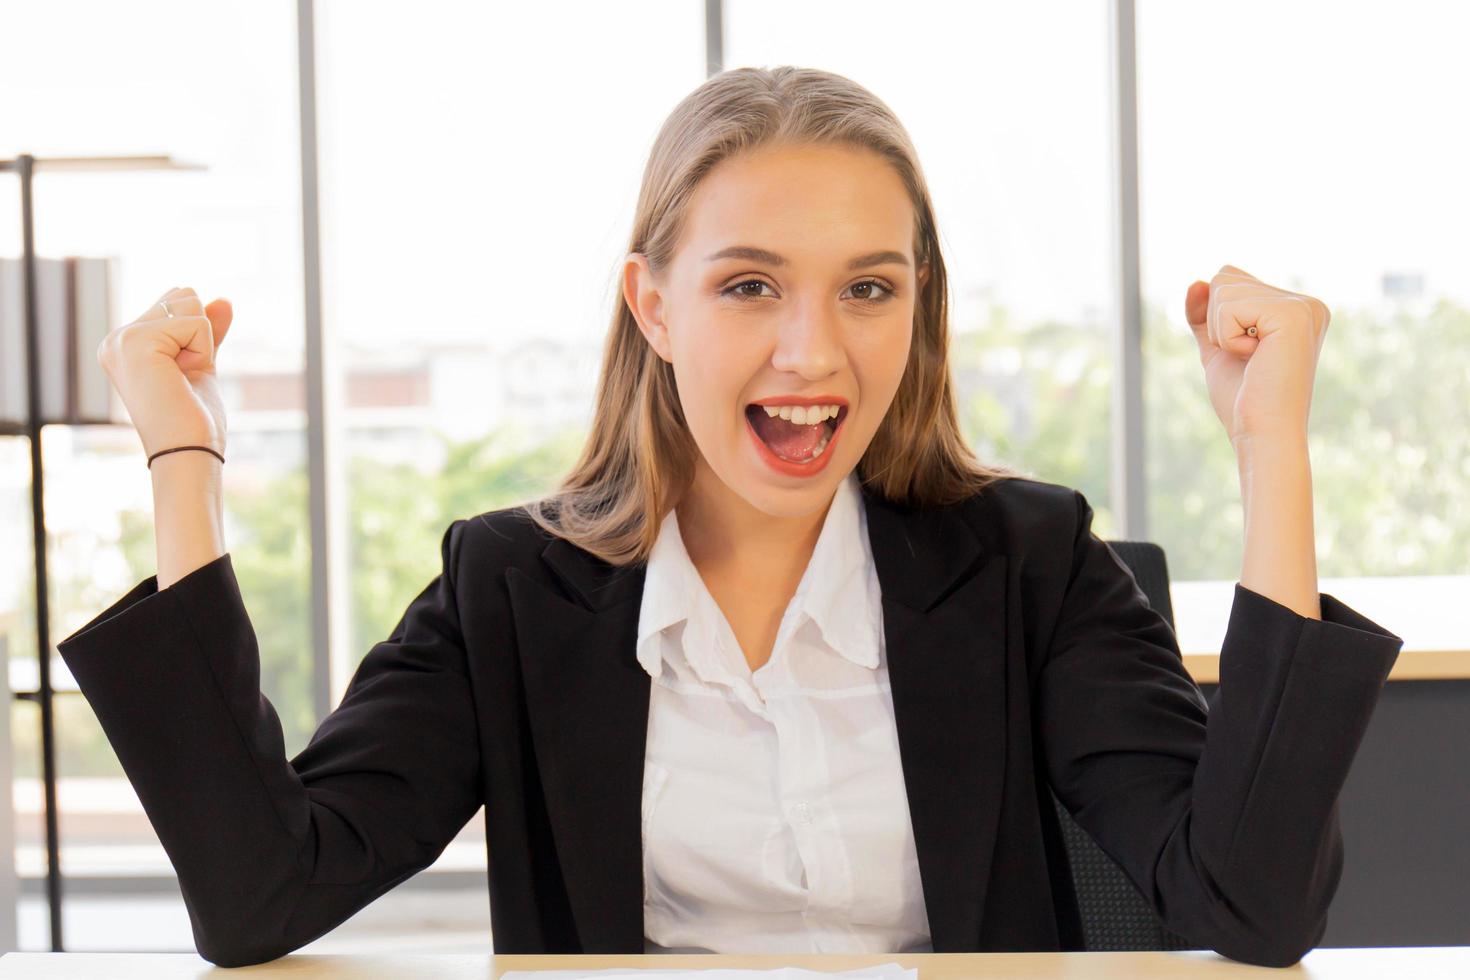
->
xmin=498 ymin=964 xmax=916 ymax=980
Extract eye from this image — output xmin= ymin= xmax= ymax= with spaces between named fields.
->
xmin=844 ymin=278 xmax=897 ymax=305
xmin=722 ymin=278 xmax=776 ymax=301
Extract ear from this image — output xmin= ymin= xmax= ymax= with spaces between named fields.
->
xmin=916 ymin=260 xmax=931 ymax=290
xmin=623 ymin=252 xmax=674 ymax=363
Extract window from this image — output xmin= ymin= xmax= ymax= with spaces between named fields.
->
xmin=0 ymin=0 xmax=308 ymax=949
xmin=1136 ymin=0 xmax=1470 ymax=653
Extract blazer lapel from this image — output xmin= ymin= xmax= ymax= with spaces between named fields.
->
xmin=861 ymin=484 xmax=1010 ymax=952
xmin=508 ymin=484 xmax=1010 ymax=954
xmin=507 ymin=537 xmax=649 ymax=953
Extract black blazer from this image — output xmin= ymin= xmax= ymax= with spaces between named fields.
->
xmin=57 ymin=475 xmax=1404 ymax=969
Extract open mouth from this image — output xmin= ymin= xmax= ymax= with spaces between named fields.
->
xmin=744 ymin=403 xmax=848 ymax=465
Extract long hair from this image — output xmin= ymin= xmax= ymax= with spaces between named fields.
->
xmin=521 ymin=65 xmax=1026 ymax=566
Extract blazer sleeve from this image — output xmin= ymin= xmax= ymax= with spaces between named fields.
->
xmin=55 ymin=519 xmax=483 ymax=967
xmin=1037 ymin=489 xmax=1404 ymax=968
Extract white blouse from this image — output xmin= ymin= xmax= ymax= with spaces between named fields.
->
xmin=635 ymin=470 xmax=933 ymax=955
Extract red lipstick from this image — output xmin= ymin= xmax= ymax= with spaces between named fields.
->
xmin=743 ymin=396 xmax=849 ymax=479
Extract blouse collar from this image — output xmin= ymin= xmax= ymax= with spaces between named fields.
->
xmin=635 ymin=469 xmax=881 ymax=682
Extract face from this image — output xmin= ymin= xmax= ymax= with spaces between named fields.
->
xmin=624 ymin=142 xmax=930 ymax=519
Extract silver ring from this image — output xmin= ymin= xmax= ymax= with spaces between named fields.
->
xmin=160 ymin=298 xmax=175 ymax=319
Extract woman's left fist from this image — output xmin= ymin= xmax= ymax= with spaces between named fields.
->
xmin=1184 ymin=264 xmax=1330 ymax=447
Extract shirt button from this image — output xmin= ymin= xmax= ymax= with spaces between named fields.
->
xmin=792 ymin=802 xmax=812 ymax=824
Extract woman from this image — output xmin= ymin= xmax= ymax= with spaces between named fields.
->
xmin=61 ymin=66 xmax=1402 ymax=969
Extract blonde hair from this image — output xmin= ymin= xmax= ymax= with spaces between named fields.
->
xmin=522 ymin=65 xmax=1025 ymax=566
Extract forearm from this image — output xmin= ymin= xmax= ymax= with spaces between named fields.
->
xmin=150 ymin=451 xmax=227 ymax=590
xmin=1234 ymin=432 xmax=1320 ymax=620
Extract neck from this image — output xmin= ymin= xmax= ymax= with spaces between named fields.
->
xmin=676 ymin=456 xmax=834 ymax=581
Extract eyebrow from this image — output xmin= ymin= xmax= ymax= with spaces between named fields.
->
xmin=704 ymin=245 xmax=910 ymax=270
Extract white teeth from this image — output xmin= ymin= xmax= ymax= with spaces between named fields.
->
xmin=760 ymin=404 xmax=840 ymax=425
xmin=810 ymin=425 xmax=834 ymax=458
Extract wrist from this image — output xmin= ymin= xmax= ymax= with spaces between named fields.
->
xmin=150 ymin=453 xmax=226 ymax=589
xmin=148 ymin=447 xmax=224 ymax=479
xmin=1232 ymin=429 xmax=1309 ymax=457
xmin=150 ymin=451 xmax=224 ymax=510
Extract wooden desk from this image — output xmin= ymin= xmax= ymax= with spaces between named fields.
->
xmin=1181 ymin=648 xmax=1470 ymax=684
xmin=3 ymin=948 xmax=1470 ymax=977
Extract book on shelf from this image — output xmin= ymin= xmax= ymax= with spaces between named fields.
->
xmin=0 ymin=254 xmax=124 ymax=427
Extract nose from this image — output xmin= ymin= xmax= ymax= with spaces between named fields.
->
xmin=769 ymin=299 xmax=844 ymax=380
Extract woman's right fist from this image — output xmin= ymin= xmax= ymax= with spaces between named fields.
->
xmin=96 ymin=286 xmax=233 ymax=462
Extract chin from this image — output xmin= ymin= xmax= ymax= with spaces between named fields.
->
xmin=733 ymin=463 xmax=852 ymax=518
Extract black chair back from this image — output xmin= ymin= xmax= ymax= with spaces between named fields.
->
xmin=1047 ymin=538 xmax=1196 ymax=950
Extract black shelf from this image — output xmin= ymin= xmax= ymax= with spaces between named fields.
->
xmin=1 ymin=152 xmax=206 ymax=952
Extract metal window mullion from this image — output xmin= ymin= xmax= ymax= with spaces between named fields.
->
xmin=297 ymin=0 xmax=344 ymax=724
xmin=1109 ymin=0 xmax=1146 ymax=540
xmin=705 ymin=0 xmax=723 ymax=76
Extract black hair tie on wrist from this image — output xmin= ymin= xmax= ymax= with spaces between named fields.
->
xmin=147 ymin=445 xmax=226 ymax=469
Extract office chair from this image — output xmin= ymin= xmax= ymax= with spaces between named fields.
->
xmin=1047 ymin=538 xmax=1197 ymax=951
